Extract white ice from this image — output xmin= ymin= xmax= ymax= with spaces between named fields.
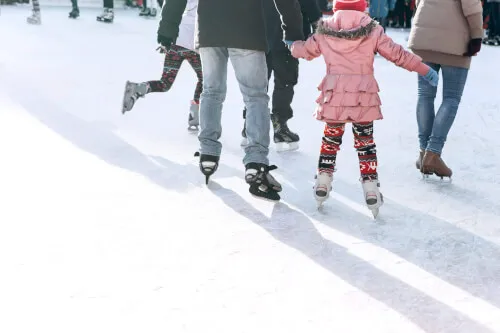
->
xmin=1 ymin=6 xmax=500 ymax=333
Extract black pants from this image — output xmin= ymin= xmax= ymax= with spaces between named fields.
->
xmin=395 ymin=0 xmax=412 ymax=28
xmin=243 ymin=42 xmax=299 ymax=123
xmin=489 ymin=3 xmax=500 ymax=38
xmin=71 ymin=0 xmax=78 ymax=9
xmin=103 ymin=0 xmax=113 ymax=9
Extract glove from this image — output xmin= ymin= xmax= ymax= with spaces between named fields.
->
xmin=283 ymin=40 xmax=294 ymax=49
xmin=157 ymin=35 xmax=173 ymax=52
xmin=463 ymin=38 xmax=482 ymax=57
xmin=422 ymin=68 xmax=439 ymax=87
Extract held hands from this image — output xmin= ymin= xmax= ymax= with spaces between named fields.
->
xmin=283 ymin=40 xmax=294 ymax=49
xmin=156 ymin=35 xmax=173 ymax=53
xmin=463 ymin=38 xmax=482 ymax=57
xmin=422 ymin=68 xmax=439 ymax=87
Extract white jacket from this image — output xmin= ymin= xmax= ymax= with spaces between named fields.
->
xmin=175 ymin=0 xmax=198 ymax=51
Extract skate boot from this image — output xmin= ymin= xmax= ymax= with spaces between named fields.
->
xmin=27 ymin=11 xmax=41 ymax=25
xmin=245 ymin=163 xmax=282 ymax=202
xmin=68 ymin=8 xmax=79 ymax=18
xmin=421 ymin=151 xmax=452 ymax=179
xmin=314 ymin=171 xmax=333 ymax=208
xmin=149 ymin=8 xmax=157 ymax=17
xmin=122 ymin=81 xmax=149 ymax=114
xmin=139 ymin=7 xmax=150 ymax=16
xmin=187 ymin=101 xmax=199 ymax=131
xmin=483 ymin=36 xmax=500 ymax=46
xmin=196 ymin=153 xmax=219 ymax=184
xmin=361 ymin=178 xmax=384 ymax=218
xmin=272 ymin=114 xmax=300 ymax=152
xmin=97 ymin=8 xmax=114 ymax=23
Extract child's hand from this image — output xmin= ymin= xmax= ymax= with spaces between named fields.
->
xmin=422 ymin=68 xmax=439 ymax=87
xmin=283 ymin=40 xmax=294 ymax=49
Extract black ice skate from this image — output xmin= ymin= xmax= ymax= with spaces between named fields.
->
xmin=122 ymin=81 xmax=149 ymax=114
xmin=483 ymin=36 xmax=500 ymax=46
xmin=245 ymin=163 xmax=282 ymax=202
xmin=272 ymin=115 xmax=300 ymax=152
xmin=68 ymin=8 xmax=80 ymax=18
xmin=97 ymin=8 xmax=114 ymax=23
xmin=195 ymin=152 xmax=219 ymax=184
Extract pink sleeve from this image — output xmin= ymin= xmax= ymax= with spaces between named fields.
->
xmin=375 ymin=28 xmax=429 ymax=76
xmin=291 ymin=35 xmax=321 ymax=61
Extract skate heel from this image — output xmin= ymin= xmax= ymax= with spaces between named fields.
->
xmin=275 ymin=141 xmax=299 ymax=152
xmin=314 ymin=172 xmax=333 ymax=208
xmin=195 ymin=152 xmax=219 ymax=184
xmin=361 ymin=179 xmax=384 ymax=218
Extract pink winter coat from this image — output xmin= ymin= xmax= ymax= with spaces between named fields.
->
xmin=291 ymin=10 xmax=430 ymax=123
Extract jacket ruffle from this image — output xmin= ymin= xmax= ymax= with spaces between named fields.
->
xmin=314 ymin=74 xmax=383 ymax=123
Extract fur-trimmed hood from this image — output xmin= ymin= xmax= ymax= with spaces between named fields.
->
xmin=316 ymin=10 xmax=378 ymax=40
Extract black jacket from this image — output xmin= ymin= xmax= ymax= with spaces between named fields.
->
xmin=265 ymin=0 xmax=322 ymax=50
xmin=158 ymin=0 xmax=305 ymax=52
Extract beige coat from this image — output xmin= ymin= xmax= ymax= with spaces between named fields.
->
xmin=408 ymin=0 xmax=484 ymax=68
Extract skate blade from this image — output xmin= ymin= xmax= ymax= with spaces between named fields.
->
xmin=187 ymin=125 xmax=199 ymax=132
xmin=275 ymin=142 xmax=299 ymax=152
xmin=421 ymin=173 xmax=452 ymax=183
xmin=370 ymin=208 xmax=379 ymax=219
xmin=240 ymin=138 xmax=249 ymax=147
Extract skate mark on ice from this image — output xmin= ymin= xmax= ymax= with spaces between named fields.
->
xmin=309 ymin=178 xmax=500 ymax=312
xmin=207 ymin=182 xmax=495 ymax=333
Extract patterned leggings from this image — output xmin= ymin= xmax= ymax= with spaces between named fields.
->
xmin=147 ymin=45 xmax=203 ymax=102
xmin=318 ymin=122 xmax=378 ymax=180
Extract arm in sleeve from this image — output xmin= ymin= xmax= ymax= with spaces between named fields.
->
xmin=273 ymin=0 xmax=305 ymax=41
xmin=291 ymin=34 xmax=321 ymax=60
xmin=157 ymin=0 xmax=187 ymax=40
xmin=466 ymin=12 xmax=484 ymax=39
xmin=460 ymin=0 xmax=483 ymax=17
xmin=375 ymin=28 xmax=430 ymax=75
xmin=298 ymin=0 xmax=322 ymax=23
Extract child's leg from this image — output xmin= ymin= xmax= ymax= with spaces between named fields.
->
xmin=318 ymin=122 xmax=346 ymax=174
xmin=315 ymin=122 xmax=345 ymax=203
xmin=147 ymin=45 xmax=185 ymax=93
xmin=352 ymin=122 xmax=378 ymax=180
xmin=185 ymin=50 xmax=203 ymax=103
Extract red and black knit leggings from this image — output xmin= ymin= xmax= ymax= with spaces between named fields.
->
xmin=318 ymin=122 xmax=378 ymax=180
xmin=147 ymin=45 xmax=203 ymax=102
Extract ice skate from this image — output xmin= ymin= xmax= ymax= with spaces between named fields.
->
xmin=361 ymin=179 xmax=384 ymax=218
xmin=421 ymin=151 xmax=452 ymax=181
xmin=149 ymin=8 xmax=157 ymax=17
xmin=314 ymin=171 xmax=333 ymax=208
xmin=187 ymin=101 xmax=199 ymax=131
xmin=97 ymin=8 xmax=114 ymax=23
xmin=68 ymin=8 xmax=80 ymax=18
xmin=27 ymin=11 xmax=41 ymax=25
xmin=195 ymin=152 xmax=219 ymax=184
xmin=272 ymin=115 xmax=300 ymax=152
xmin=483 ymin=36 xmax=500 ymax=46
xmin=139 ymin=7 xmax=150 ymax=16
xmin=245 ymin=163 xmax=282 ymax=202
xmin=122 ymin=81 xmax=149 ymax=114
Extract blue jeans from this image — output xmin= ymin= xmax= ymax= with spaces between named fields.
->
xmin=199 ymin=47 xmax=270 ymax=165
xmin=417 ymin=62 xmax=468 ymax=154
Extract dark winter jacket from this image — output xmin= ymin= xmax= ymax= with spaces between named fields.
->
xmin=158 ymin=0 xmax=305 ymax=52
xmin=369 ymin=0 xmax=396 ymax=19
xmin=266 ymin=0 xmax=322 ymax=49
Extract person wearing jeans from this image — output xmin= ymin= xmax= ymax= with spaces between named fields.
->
xmin=157 ymin=0 xmax=304 ymax=200
xmin=408 ymin=0 xmax=483 ymax=178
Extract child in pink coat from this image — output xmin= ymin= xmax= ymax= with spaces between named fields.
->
xmin=288 ymin=0 xmax=438 ymax=216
